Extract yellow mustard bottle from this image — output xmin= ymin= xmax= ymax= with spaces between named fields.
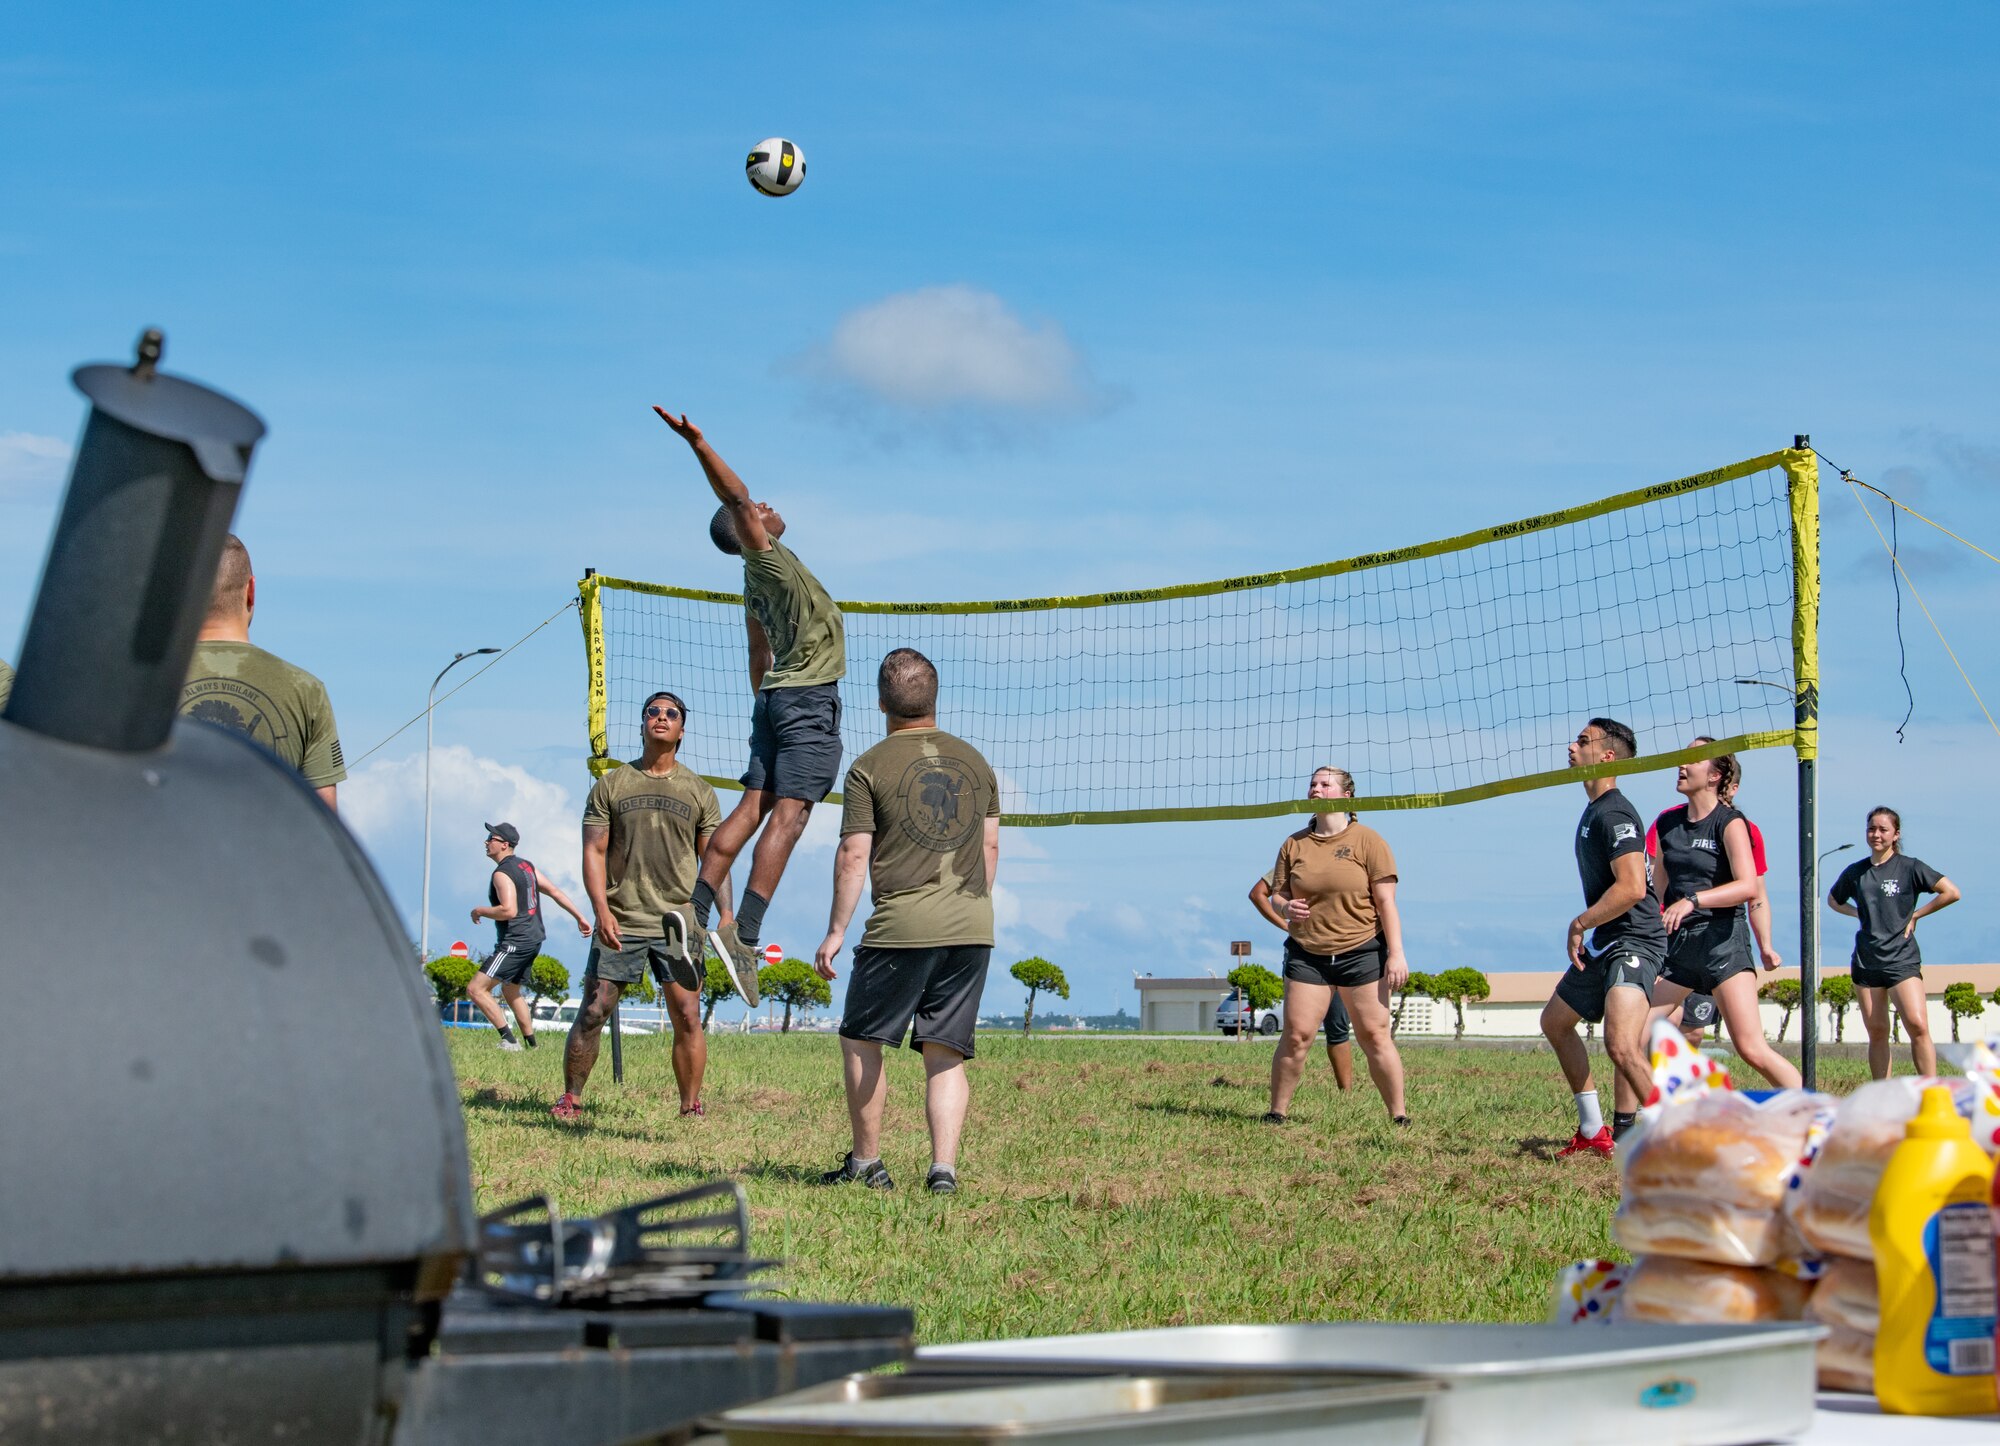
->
xmin=1868 ymin=1084 xmax=1999 ymax=1415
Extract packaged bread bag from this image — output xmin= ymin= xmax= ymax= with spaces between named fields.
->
xmin=1613 ymin=1024 xmax=1833 ymax=1268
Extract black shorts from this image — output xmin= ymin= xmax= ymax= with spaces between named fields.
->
xmin=841 ymin=944 xmax=990 ymax=1059
xmin=1852 ymin=950 xmax=1922 ymax=990
xmin=481 ymin=940 xmax=541 ymax=986
xmin=1323 ymin=988 xmax=1352 ymax=1046
xmin=1660 ymin=916 xmax=1756 ymax=995
xmin=1680 ymin=992 xmax=1719 ymax=1031
xmin=583 ymin=933 xmax=696 ymax=991
xmin=1283 ymin=937 xmax=1384 ymax=990
xmin=1554 ymin=941 xmax=1660 ymax=1025
xmin=742 ymin=682 xmax=843 ymax=802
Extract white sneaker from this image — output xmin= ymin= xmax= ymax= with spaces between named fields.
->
xmin=497 ymin=1038 xmax=524 ymax=1053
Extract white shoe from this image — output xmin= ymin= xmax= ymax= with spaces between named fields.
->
xmin=497 ymin=1038 xmax=524 ymax=1053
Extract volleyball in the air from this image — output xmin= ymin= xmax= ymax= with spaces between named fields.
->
xmin=746 ymin=138 xmax=805 ymax=197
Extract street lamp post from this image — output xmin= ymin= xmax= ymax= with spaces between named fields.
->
xmin=419 ymin=648 xmax=500 ymax=964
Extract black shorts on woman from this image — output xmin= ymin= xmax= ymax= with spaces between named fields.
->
xmin=1283 ymin=935 xmax=1384 ymax=989
xmin=1660 ymin=912 xmax=1755 ymax=994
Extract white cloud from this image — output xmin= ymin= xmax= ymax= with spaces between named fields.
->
xmin=342 ymin=744 xmax=587 ymax=958
xmin=797 ymin=286 xmax=1119 ymax=436
xmin=0 ymin=431 xmax=70 ymax=501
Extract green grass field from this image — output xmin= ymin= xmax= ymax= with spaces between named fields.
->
xmin=451 ymin=1031 xmax=1875 ymax=1345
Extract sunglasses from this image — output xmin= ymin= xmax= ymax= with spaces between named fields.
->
xmin=645 ymin=705 xmax=683 ymax=721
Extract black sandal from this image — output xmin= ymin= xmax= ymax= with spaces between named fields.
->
xmin=1261 ymin=1111 xmax=1287 ymax=1125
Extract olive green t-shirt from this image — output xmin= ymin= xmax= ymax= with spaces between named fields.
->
xmin=1270 ymin=822 xmax=1397 ymax=956
xmin=180 ymin=640 xmax=347 ymax=788
xmin=582 ymin=760 xmax=723 ymax=937
xmin=743 ymin=538 xmax=845 ymax=690
xmin=0 ymin=657 xmax=12 ymax=711
xmin=840 ymin=727 xmax=999 ymax=948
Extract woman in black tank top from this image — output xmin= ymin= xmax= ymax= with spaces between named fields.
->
xmin=1649 ymin=744 xmax=1801 ymax=1089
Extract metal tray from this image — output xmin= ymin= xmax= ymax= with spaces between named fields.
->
xmin=916 ymin=1323 xmax=1825 ymax=1446
xmin=713 ymin=1370 xmax=1436 ymax=1444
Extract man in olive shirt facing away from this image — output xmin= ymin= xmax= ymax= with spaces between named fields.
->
xmin=178 ymin=535 xmax=346 ymax=809
xmin=814 ymin=649 xmax=1000 ymax=1195
xmin=0 ymin=657 xmax=12 ymax=710
xmin=655 ymin=408 xmax=846 ymax=1005
xmin=557 ymin=691 xmax=726 ymax=1122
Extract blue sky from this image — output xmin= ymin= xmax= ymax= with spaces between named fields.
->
xmin=5 ymin=4 xmax=1999 ymax=1016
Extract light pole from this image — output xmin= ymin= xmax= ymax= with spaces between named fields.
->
xmin=420 ymin=648 xmax=500 ymax=963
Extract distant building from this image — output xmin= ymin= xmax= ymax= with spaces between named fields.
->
xmin=1133 ymin=974 xmax=1231 ymax=1033
xmin=1134 ymin=964 xmax=2000 ymax=1040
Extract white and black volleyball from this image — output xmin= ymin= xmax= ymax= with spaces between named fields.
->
xmin=745 ymin=137 xmax=805 ymax=197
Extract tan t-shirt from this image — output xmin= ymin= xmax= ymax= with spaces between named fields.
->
xmin=582 ymin=760 xmax=722 ymax=938
xmin=743 ymin=538 xmax=845 ymax=690
xmin=841 ymin=727 xmax=999 ymax=948
xmin=181 ymin=640 xmax=347 ymax=788
xmin=1270 ymin=822 xmax=1397 ymax=956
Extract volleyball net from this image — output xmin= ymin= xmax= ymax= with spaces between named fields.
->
xmin=579 ymin=447 xmax=1819 ymax=826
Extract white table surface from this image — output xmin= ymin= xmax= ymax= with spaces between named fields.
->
xmin=1791 ymin=1392 xmax=2000 ymax=1442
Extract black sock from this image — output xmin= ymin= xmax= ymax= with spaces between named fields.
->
xmin=1612 ymin=1111 xmax=1637 ymax=1138
xmin=692 ymin=879 xmax=715 ymax=930
xmin=737 ymin=889 xmax=769 ymax=946
xmin=497 ymin=1025 xmax=516 ymax=1042
xmin=522 ymin=1032 xmax=538 ymax=1049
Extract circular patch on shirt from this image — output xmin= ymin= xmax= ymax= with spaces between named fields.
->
xmin=893 ymin=755 xmax=980 ymax=853
xmin=182 ymin=676 xmax=289 ymax=750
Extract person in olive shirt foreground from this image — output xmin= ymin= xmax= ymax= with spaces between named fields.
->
xmin=556 ymin=691 xmax=727 ymax=1122
xmin=814 ymin=648 xmax=1000 ymax=1195
xmin=179 ymin=534 xmax=346 ymax=808
xmin=655 ymin=408 xmax=848 ymax=1007
xmin=1829 ymin=805 xmax=1962 ymax=1080
xmin=0 ymin=657 xmax=12 ymax=710
xmin=1264 ymin=766 xmax=1411 ymax=1126
xmin=467 ymin=821 xmax=592 ymax=1051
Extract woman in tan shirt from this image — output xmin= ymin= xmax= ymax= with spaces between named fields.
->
xmin=1265 ymin=767 xmax=1411 ymax=1125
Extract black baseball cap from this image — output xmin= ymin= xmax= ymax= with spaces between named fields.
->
xmin=484 ymin=822 xmax=520 ymax=846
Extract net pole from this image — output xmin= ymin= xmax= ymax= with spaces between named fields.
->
xmin=1788 ymin=438 xmax=1822 ymax=1090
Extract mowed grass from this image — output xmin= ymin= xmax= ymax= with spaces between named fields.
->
xmin=450 ymin=1031 xmax=1877 ymax=1345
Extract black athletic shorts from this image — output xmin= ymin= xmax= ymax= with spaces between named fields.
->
xmin=1554 ymin=940 xmax=1661 ymax=1025
xmin=742 ymin=682 xmax=843 ymax=803
xmin=1660 ymin=915 xmax=1756 ymax=995
xmin=840 ymin=943 xmax=991 ymax=1059
xmin=1323 ymin=987 xmax=1352 ymax=1045
xmin=1851 ymin=949 xmax=1922 ymax=990
xmin=583 ymin=933 xmax=698 ymax=992
xmin=1680 ymin=992 xmax=1719 ymax=1031
xmin=1283 ymin=936 xmax=1384 ymax=990
xmin=481 ymin=939 xmax=541 ymax=986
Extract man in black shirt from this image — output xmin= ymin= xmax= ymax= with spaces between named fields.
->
xmin=1541 ymin=718 xmax=1667 ymax=1159
xmin=468 ymin=822 xmax=592 ymax=1050
xmin=1828 ymin=806 xmax=1962 ymax=1079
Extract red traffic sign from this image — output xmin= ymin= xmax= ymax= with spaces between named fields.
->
xmin=449 ymin=940 xmax=470 ymax=959
xmin=762 ymin=943 xmax=783 ymax=966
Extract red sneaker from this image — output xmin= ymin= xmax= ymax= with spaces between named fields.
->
xmin=679 ymin=1100 xmax=707 ymax=1119
xmin=1556 ymin=1127 xmax=1614 ymax=1160
xmin=551 ymin=1093 xmax=581 ymax=1122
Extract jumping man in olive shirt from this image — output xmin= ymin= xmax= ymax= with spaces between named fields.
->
xmin=556 ymin=691 xmax=727 ymax=1122
xmin=179 ymin=535 xmax=346 ymax=809
xmin=655 ymin=409 xmax=847 ymax=1005
xmin=814 ymin=649 xmax=1000 ymax=1195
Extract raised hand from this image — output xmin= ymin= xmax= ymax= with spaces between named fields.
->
xmin=653 ymin=407 xmax=704 ymax=447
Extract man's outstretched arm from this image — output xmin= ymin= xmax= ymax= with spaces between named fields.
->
xmin=653 ymin=409 xmax=770 ymax=553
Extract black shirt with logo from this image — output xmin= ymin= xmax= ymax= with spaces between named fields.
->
xmin=491 ymin=854 xmax=545 ymax=949
xmin=1576 ymin=788 xmax=1666 ymax=955
xmin=1830 ymin=853 xmax=1944 ymax=972
xmin=1653 ymin=801 xmax=1750 ymax=934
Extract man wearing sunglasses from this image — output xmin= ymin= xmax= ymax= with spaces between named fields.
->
xmin=654 ymin=409 xmax=846 ymax=998
xmin=557 ymin=690 xmax=727 ymax=1122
